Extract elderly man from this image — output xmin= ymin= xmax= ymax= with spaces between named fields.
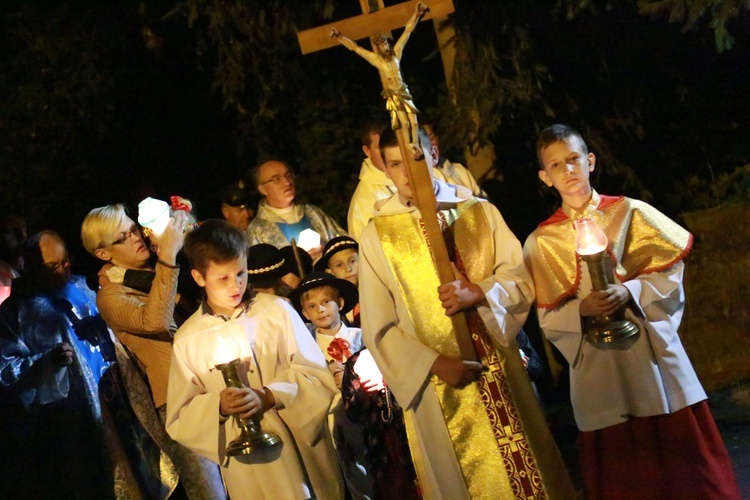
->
xmin=0 ymin=231 xmax=169 ymax=498
xmin=247 ymin=160 xmax=345 ymax=259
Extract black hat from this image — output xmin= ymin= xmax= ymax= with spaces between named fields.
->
xmin=280 ymin=245 xmax=314 ymax=278
xmin=246 ymin=244 xmax=293 ymax=285
xmin=313 ymin=236 xmax=359 ymax=272
xmin=288 ymin=271 xmax=359 ymax=316
xmin=221 ymin=180 xmax=253 ymax=207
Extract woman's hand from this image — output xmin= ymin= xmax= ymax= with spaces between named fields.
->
xmin=151 ymin=212 xmax=187 ymax=265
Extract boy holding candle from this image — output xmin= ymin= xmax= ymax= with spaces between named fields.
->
xmin=166 ymin=220 xmax=343 ymax=500
xmin=523 ymin=124 xmax=739 ymax=499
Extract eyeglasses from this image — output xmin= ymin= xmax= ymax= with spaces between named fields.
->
xmin=111 ymin=225 xmax=141 ymax=246
xmin=259 ymin=172 xmax=295 ymax=185
xmin=45 ymin=257 xmax=71 ymax=272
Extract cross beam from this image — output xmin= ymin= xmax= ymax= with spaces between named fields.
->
xmin=297 ymin=0 xmax=454 ymax=55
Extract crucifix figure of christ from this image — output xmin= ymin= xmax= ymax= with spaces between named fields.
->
xmin=330 ymin=1 xmax=427 ymax=144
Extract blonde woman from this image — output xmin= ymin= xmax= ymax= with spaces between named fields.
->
xmin=82 ymin=204 xmax=225 ymax=499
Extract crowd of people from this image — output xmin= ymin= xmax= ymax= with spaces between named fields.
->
xmin=0 ymin=121 xmax=741 ymax=499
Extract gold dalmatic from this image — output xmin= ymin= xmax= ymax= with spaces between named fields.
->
xmin=375 ymin=199 xmax=574 ymax=499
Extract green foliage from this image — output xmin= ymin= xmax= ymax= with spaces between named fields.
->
xmin=435 ymin=2 xmax=554 ymax=156
xmin=637 ymin=0 xmax=750 ymax=52
xmin=668 ymin=164 xmax=750 ymax=212
xmin=560 ymin=0 xmax=750 ymax=52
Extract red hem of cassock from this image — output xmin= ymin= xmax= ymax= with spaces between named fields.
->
xmin=579 ymin=401 xmax=741 ymax=500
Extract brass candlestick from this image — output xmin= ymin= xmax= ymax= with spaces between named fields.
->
xmin=215 ymin=358 xmax=281 ymax=461
xmin=574 ymin=217 xmax=639 ymax=345
xmin=579 ymin=251 xmax=640 ymax=344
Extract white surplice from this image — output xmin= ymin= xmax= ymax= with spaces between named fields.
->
xmin=527 ymin=251 xmax=706 ymax=431
xmin=166 ymin=293 xmax=343 ymax=500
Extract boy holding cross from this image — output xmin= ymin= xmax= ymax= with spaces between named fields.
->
xmin=358 ymin=127 xmax=574 ymax=499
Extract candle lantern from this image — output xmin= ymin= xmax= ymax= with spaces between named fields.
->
xmin=213 ymin=328 xmax=281 ymax=461
xmin=137 ymin=197 xmax=171 ymax=237
xmin=574 ymin=217 xmax=639 ymax=344
xmin=353 ymin=349 xmax=385 ymax=392
xmin=296 ymin=229 xmax=321 ymax=251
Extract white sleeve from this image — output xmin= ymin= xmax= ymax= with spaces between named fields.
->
xmin=475 ymin=202 xmax=535 ymax=347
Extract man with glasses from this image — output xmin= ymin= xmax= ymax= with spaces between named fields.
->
xmin=247 ymin=159 xmax=346 ymax=260
xmin=0 ymin=231 xmax=154 ymax=497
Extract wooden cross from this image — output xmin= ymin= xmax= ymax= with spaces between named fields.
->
xmin=297 ymin=0 xmax=477 ymax=362
xmin=297 ymin=0 xmax=454 ymax=55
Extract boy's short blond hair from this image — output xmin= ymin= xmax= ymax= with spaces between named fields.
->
xmin=81 ymin=204 xmax=129 ymax=256
xmin=300 ymin=285 xmax=341 ymax=308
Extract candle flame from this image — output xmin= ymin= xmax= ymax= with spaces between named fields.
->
xmin=574 ymin=217 xmax=608 ymax=255
xmin=213 ymin=330 xmax=241 ymax=365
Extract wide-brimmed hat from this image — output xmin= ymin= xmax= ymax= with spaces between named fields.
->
xmin=288 ymin=271 xmax=359 ymax=316
xmin=247 ymin=243 xmax=293 ymax=284
xmin=313 ymin=236 xmax=359 ymax=272
xmin=280 ymin=245 xmax=313 ymax=278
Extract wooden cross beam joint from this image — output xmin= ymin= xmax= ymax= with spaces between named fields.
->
xmin=297 ymin=0 xmax=454 ymax=55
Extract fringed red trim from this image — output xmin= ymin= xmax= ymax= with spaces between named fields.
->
xmin=622 ymin=233 xmax=695 ymax=281
xmin=536 ymin=255 xmax=584 ymax=310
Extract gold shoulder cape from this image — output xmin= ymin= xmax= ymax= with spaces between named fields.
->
xmin=375 ymin=198 xmax=574 ymax=499
xmin=527 ymin=193 xmax=693 ymax=309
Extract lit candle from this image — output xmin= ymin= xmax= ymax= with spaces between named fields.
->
xmin=138 ymin=197 xmax=171 ymax=237
xmin=213 ymin=327 xmax=242 ymax=366
xmin=297 ymin=229 xmax=321 ymax=251
xmin=353 ymin=349 xmax=385 ymax=391
xmin=574 ymin=217 xmax=608 ymax=256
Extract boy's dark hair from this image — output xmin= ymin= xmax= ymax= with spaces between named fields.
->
xmin=183 ymin=219 xmax=247 ymax=275
xmin=359 ymin=115 xmax=390 ymax=147
xmin=300 ymin=285 xmax=341 ymax=308
xmin=535 ymin=124 xmax=589 ymax=170
xmin=379 ymin=126 xmax=432 ymax=160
